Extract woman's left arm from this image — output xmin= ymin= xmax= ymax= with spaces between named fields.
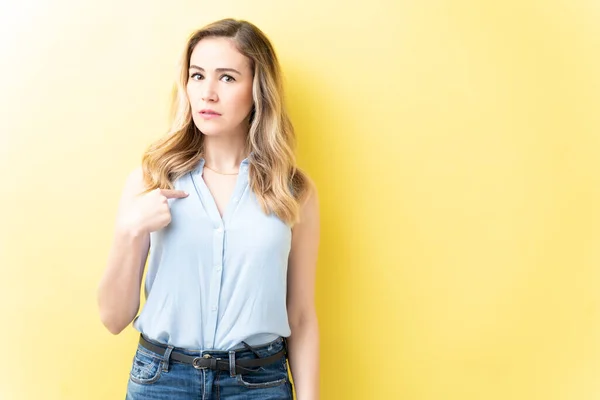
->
xmin=286 ymin=179 xmax=321 ymax=400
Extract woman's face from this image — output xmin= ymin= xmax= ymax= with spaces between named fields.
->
xmin=187 ymin=37 xmax=254 ymax=138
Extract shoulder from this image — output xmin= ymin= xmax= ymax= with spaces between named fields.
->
xmin=121 ymin=166 xmax=148 ymax=200
xmin=301 ymin=174 xmax=318 ymax=207
xmin=292 ymin=168 xmax=318 ymax=208
xmin=127 ymin=166 xmax=144 ymax=183
xmin=296 ymin=172 xmax=319 ymax=225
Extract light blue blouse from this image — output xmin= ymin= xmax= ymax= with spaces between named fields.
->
xmin=132 ymin=156 xmax=292 ymax=351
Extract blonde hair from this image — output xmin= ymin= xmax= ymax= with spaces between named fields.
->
xmin=141 ymin=18 xmax=309 ymax=226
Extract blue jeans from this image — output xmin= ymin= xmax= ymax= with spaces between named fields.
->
xmin=126 ymin=335 xmax=294 ymax=399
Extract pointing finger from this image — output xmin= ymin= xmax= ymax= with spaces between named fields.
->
xmin=160 ymin=189 xmax=189 ymax=199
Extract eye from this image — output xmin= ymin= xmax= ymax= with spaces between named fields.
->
xmin=221 ymin=75 xmax=235 ymax=83
xmin=190 ymin=73 xmax=203 ymax=80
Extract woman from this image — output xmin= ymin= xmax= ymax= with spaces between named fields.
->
xmin=97 ymin=18 xmax=320 ymax=400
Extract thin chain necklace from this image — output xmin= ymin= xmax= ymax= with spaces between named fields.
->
xmin=204 ymin=165 xmax=239 ymax=175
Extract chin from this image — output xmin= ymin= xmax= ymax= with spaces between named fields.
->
xmin=194 ymin=122 xmax=222 ymax=136
xmin=197 ymin=128 xmax=217 ymax=135
xmin=194 ymin=120 xmax=247 ymax=137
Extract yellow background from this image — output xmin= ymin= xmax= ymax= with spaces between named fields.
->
xmin=1 ymin=0 xmax=599 ymax=399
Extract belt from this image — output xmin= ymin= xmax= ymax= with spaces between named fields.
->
xmin=139 ymin=335 xmax=287 ymax=375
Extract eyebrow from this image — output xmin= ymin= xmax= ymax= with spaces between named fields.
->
xmin=189 ymin=65 xmax=242 ymax=75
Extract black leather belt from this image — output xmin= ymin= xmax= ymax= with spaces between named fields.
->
xmin=139 ymin=335 xmax=286 ymax=374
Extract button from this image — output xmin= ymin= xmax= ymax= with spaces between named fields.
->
xmin=216 ymin=226 xmax=223 ymax=233
xmin=232 ymin=197 xmax=239 ymax=202
xmin=215 ymin=265 xmax=222 ymax=271
xmin=211 ymin=306 xmax=217 ymax=311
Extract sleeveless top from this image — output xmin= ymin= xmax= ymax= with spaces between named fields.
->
xmin=132 ymin=156 xmax=292 ymax=351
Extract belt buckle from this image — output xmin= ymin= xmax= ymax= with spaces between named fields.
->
xmin=192 ymin=354 xmax=212 ymax=370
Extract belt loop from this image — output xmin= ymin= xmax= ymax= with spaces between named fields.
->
xmin=162 ymin=345 xmax=174 ymax=372
xmin=228 ymin=350 xmax=236 ymax=377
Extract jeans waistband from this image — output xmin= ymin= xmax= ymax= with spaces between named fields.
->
xmin=137 ymin=334 xmax=288 ymax=376
xmin=140 ymin=333 xmax=286 ymax=355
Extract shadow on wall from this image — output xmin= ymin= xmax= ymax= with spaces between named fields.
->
xmin=283 ymin=59 xmax=357 ymax=355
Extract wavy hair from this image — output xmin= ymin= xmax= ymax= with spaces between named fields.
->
xmin=141 ymin=18 xmax=309 ymax=226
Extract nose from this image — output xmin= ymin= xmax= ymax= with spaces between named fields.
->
xmin=201 ymin=79 xmax=218 ymax=102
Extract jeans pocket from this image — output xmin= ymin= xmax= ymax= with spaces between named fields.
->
xmin=236 ymin=357 xmax=289 ymax=389
xmin=129 ymin=347 xmax=162 ymax=385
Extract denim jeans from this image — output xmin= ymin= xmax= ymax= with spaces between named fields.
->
xmin=126 ymin=335 xmax=294 ymax=399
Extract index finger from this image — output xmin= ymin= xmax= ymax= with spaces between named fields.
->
xmin=160 ymin=189 xmax=189 ymax=199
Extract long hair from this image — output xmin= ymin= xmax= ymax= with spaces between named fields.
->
xmin=141 ymin=18 xmax=309 ymax=226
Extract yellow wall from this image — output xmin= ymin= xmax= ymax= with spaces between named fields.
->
xmin=1 ymin=0 xmax=599 ymax=399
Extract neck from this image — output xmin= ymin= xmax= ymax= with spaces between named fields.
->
xmin=202 ymin=133 xmax=249 ymax=171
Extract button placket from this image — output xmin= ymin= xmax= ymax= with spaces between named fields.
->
xmin=206 ymin=224 xmax=225 ymax=348
xmin=197 ymin=157 xmax=250 ymax=349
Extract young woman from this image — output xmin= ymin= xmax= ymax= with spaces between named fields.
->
xmin=97 ymin=18 xmax=320 ymax=400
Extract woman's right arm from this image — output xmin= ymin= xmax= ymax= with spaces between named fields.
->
xmin=97 ymin=168 xmax=188 ymax=334
xmin=97 ymin=167 xmax=150 ymax=335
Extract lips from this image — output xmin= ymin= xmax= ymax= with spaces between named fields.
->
xmin=199 ymin=109 xmax=221 ymax=115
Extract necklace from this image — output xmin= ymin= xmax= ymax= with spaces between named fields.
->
xmin=204 ymin=165 xmax=239 ymax=175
